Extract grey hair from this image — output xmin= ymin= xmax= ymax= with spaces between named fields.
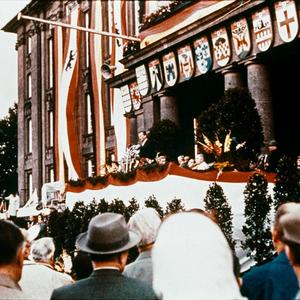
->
xmin=128 ymin=207 xmax=161 ymax=247
xmin=30 ymin=237 xmax=55 ymax=262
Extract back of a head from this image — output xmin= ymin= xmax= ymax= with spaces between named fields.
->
xmin=152 ymin=212 xmax=243 ymax=300
xmin=281 ymin=210 xmax=300 ymax=266
xmin=30 ymin=237 xmax=55 ymax=263
xmin=0 ymin=220 xmax=24 ymax=266
xmin=274 ymin=202 xmax=300 ymax=240
xmin=128 ymin=207 xmax=161 ymax=247
xmin=72 ymin=251 xmax=93 ymax=280
xmin=281 ymin=210 xmax=300 ymax=244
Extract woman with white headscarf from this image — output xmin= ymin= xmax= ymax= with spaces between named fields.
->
xmin=152 ymin=211 xmax=245 ymax=300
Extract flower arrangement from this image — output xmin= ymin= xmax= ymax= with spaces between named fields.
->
xmin=197 ymin=131 xmax=246 ymax=171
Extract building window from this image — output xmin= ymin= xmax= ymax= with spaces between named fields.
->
xmin=48 ymin=111 xmax=54 ymax=147
xmin=27 ymin=74 xmax=32 ymax=99
xmin=87 ymin=159 xmax=94 ymax=177
xmin=27 ymin=172 xmax=32 ymax=200
xmin=86 ymin=94 xmax=93 ymax=134
xmin=27 ymin=118 xmax=32 ymax=153
xmin=48 ymin=38 xmax=54 ymax=88
xmin=84 ymin=11 xmax=89 ymax=67
xmin=27 ymin=35 xmax=32 ymax=55
xmin=48 ymin=166 xmax=55 ymax=183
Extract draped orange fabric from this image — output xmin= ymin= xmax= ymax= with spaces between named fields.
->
xmin=66 ymin=162 xmax=275 ymax=193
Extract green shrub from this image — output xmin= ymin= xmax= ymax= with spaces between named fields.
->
xmin=165 ymin=198 xmax=185 ymax=215
xmin=125 ymin=198 xmax=140 ymax=221
xmin=204 ymin=182 xmax=235 ymax=249
xmin=273 ymin=155 xmax=300 ymax=209
xmin=148 ymin=119 xmax=181 ymax=161
xmin=47 ymin=208 xmax=71 ymax=258
xmin=242 ymin=173 xmax=273 ymax=263
xmin=197 ymin=87 xmax=264 ymax=168
xmin=144 ymin=194 xmax=164 ymax=217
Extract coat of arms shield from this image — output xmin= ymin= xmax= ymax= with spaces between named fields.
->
xmin=211 ymin=28 xmax=231 ymax=67
xmin=120 ymin=85 xmax=132 ymax=113
xmin=135 ymin=65 xmax=150 ymax=97
xmin=275 ymin=0 xmax=299 ymax=43
xmin=162 ymin=52 xmax=178 ymax=87
xmin=177 ymin=45 xmax=195 ymax=80
xmin=193 ymin=36 xmax=212 ymax=74
xmin=231 ymin=18 xmax=251 ymax=59
xmin=252 ymin=7 xmax=273 ymax=52
xmin=129 ymin=82 xmax=141 ymax=111
xmin=148 ymin=59 xmax=163 ymax=92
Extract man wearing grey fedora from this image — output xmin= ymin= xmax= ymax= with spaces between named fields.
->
xmin=50 ymin=213 xmax=157 ymax=300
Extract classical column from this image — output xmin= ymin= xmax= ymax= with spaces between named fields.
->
xmin=159 ymin=91 xmax=179 ymax=125
xmin=246 ymin=60 xmax=274 ymax=143
xmin=135 ymin=108 xmax=144 ymax=134
xmin=222 ymin=67 xmax=244 ymax=90
xmin=128 ymin=113 xmax=138 ymax=145
xmin=142 ymin=95 xmax=160 ymax=131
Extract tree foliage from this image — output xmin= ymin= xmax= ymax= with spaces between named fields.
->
xmin=204 ymin=182 xmax=235 ymax=249
xmin=0 ymin=104 xmax=18 ymax=196
xmin=197 ymin=88 xmax=264 ymax=167
xmin=165 ymin=198 xmax=184 ymax=215
xmin=144 ymin=194 xmax=164 ymax=217
xmin=148 ymin=119 xmax=181 ymax=161
xmin=242 ymin=173 xmax=273 ymax=264
xmin=273 ymin=155 xmax=300 ymax=209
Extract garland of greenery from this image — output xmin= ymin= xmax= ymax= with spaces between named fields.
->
xmin=86 ymin=175 xmax=108 ymax=186
xmin=139 ymin=0 xmax=193 ymax=31
xmin=137 ymin=162 xmax=169 ymax=174
xmin=67 ymin=163 xmax=169 ymax=187
xmin=110 ymin=170 xmax=137 ymax=182
xmin=68 ymin=179 xmax=85 ymax=187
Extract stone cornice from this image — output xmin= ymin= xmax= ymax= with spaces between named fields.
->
xmin=120 ymin=1 xmax=266 ymax=69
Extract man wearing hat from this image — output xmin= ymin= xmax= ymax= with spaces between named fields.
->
xmin=281 ymin=210 xmax=300 ymax=299
xmin=50 ymin=213 xmax=157 ymax=300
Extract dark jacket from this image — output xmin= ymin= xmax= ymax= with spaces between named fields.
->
xmin=123 ymin=250 xmax=153 ymax=286
xmin=50 ymin=268 xmax=157 ymax=300
xmin=139 ymin=139 xmax=156 ymax=159
xmin=240 ymin=252 xmax=298 ymax=300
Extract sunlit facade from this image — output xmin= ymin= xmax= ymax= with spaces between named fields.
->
xmin=2 ymin=0 xmax=300 ymax=203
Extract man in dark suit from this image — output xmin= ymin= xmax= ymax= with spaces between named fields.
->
xmin=138 ymin=131 xmax=156 ymax=160
xmin=50 ymin=213 xmax=157 ymax=300
xmin=281 ymin=209 xmax=300 ymax=299
xmin=240 ymin=202 xmax=300 ymax=300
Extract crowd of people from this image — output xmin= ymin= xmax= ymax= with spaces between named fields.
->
xmin=105 ymin=131 xmax=297 ymax=175
xmin=1 ymin=202 xmax=300 ymax=299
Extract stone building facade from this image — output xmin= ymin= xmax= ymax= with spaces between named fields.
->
xmin=3 ymin=0 xmax=300 ymax=204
